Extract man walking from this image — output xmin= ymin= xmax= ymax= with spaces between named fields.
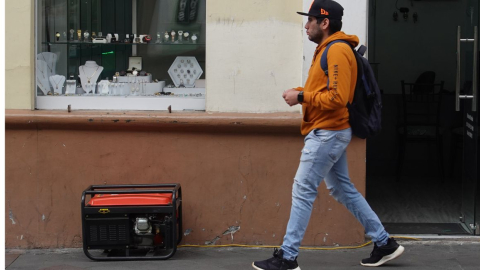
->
xmin=252 ymin=1 xmax=404 ymax=269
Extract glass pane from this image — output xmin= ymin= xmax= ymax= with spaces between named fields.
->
xmin=461 ymin=0 xmax=479 ymax=234
xmin=35 ymin=0 xmax=206 ymax=110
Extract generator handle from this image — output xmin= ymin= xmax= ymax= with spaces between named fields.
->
xmin=87 ymin=183 xmax=180 ymax=189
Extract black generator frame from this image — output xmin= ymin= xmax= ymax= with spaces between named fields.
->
xmin=81 ymin=184 xmax=183 ymax=261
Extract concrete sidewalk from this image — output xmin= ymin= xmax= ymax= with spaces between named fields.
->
xmin=6 ymin=240 xmax=480 ymax=270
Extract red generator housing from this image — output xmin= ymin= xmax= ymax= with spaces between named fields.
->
xmin=81 ymin=184 xmax=182 ymax=260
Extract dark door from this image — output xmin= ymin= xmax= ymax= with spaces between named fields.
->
xmin=457 ymin=0 xmax=479 ymax=235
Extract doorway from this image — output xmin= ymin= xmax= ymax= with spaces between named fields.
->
xmin=366 ymin=0 xmax=479 ymax=235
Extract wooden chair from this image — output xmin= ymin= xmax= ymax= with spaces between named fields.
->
xmin=397 ymin=71 xmax=445 ymax=181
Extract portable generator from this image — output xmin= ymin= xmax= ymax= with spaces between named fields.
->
xmin=81 ymin=184 xmax=182 ymax=260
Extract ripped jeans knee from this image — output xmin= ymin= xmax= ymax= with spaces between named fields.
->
xmin=328 ymin=187 xmax=345 ymax=204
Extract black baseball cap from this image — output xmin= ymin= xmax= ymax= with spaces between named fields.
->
xmin=297 ymin=0 xmax=344 ymax=20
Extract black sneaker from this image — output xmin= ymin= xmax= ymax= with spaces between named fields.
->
xmin=361 ymin=238 xmax=405 ymax=267
xmin=252 ymin=248 xmax=300 ymax=270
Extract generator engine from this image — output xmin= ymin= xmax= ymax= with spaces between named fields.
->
xmin=132 ymin=214 xmax=171 ymax=248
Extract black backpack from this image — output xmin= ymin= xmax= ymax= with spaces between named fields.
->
xmin=320 ymin=40 xmax=382 ymax=139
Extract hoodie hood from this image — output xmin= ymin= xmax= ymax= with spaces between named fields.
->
xmin=318 ymin=31 xmax=359 ymax=51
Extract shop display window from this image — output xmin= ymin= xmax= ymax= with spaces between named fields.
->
xmin=35 ymin=0 xmax=206 ymax=111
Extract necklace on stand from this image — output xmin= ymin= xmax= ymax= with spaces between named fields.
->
xmin=51 ymin=76 xmax=63 ymax=90
xmin=82 ymin=66 xmax=100 ymax=83
xmin=36 ymin=65 xmax=47 ymax=79
xmin=40 ymin=53 xmax=54 ymax=73
xmin=36 ymin=79 xmax=45 ymax=90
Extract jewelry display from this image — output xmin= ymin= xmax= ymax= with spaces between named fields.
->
xmin=37 ymin=53 xmax=57 ymax=92
xmin=82 ymin=83 xmax=96 ymax=94
xmin=65 ymin=79 xmax=76 ymax=95
xmin=49 ymin=75 xmax=66 ymax=95
xmin=108 ymin=82 xmax=116 ymax=96
xmin=36 ymin=2 xmax=206 ymax=110
xmin=47 ymin=91 xmax=60 ymax=96
xmin=98 ymin=80 xmax=110 ymax=95
xmin=178 ymin=31 xmax=184 ymax=42
xmin=36 ymin=60 xmax=51 ymax=95
xmin=143 ymin=35 xmax=152 ymax=43
xmin=164 ymin=31 xmax=170 ymax=42
xmin=113 ymin=72 xmax=120 ymax=83
xmin=82 ymin=66 xmax=100 ymax=83
xmin=93 ymin=38 xmax=107 ymax=43
xmin=167 ymin=56 xmax=203 ymax=88
xmin=37 ymin=62 xmax=47 ymax=80
xmin=38 ymin=52 xmax=57 ymax=74
xmin=79 ymin=61 xmax=104 ymax=91
xmin=128 ymin=57 xmax=143 ymax=71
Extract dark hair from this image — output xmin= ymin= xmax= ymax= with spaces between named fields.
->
xmin=317 ymin=17 xmax=343 ymax=34
xmin=328 ymin=19 xmax=342 ymax=34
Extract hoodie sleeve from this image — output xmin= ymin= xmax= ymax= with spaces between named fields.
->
xmin=303 ymin=44 xmax=353 ymax=110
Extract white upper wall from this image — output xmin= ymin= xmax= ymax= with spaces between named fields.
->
xmin=302 ymin=0 xmax=369 ymax=86
xmin=205 ymin=0 xmax=304 ymax=113
xmin=5 ymin=0 xmax=33 ymax=110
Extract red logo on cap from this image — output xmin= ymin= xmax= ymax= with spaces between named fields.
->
xmin=321 ymin=9 xmax=329 ymax=15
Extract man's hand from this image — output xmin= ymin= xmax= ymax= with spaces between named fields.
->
xmin=283 ymin=89 xmax=301 ymax=106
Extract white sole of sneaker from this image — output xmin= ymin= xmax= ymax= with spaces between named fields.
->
xmin=360 ymin=245 xmax=405 ymax=267
xmin=251 ymin=262 xmax=301 ymax=270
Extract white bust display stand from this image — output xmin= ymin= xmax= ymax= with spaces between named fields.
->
xmin=36 ymin=52 xmax=57 ymax=77
xmin=36 ymin=60 xmax=51 ymax=95
xmin=79 ymin=61 xmax=103 ymax=94
xmin=49 ymin=75 xmax=66 ymax=95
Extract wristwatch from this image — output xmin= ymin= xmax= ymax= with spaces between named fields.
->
xmin=297 ymin=91 xmax=304 ymax=103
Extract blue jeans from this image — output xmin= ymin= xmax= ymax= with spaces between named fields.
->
xmin=281 ymin=128 xmax=389 ymax=260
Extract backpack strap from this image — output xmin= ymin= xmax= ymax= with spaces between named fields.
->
xmin=320 ymin=40 xmax=352 ymax=90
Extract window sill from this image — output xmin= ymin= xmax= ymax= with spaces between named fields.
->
xmin=5 ymin=110 xmax=302 ymax=134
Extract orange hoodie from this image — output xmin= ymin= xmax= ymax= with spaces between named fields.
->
xmin=296 ymin=31 xmax=359 ymax=135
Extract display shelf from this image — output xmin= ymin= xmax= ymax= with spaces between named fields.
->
xmin=36 ymin=88 xmax=206 ymax=111
xmin=45 ymin=42 xmax=205 ymax=46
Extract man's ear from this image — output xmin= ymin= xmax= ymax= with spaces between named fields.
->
xmin=321 ymin=18 xmax=330 ymax=30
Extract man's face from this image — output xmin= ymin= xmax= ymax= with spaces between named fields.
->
xmin=305 ymin=16 xmax=325 ymax=44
